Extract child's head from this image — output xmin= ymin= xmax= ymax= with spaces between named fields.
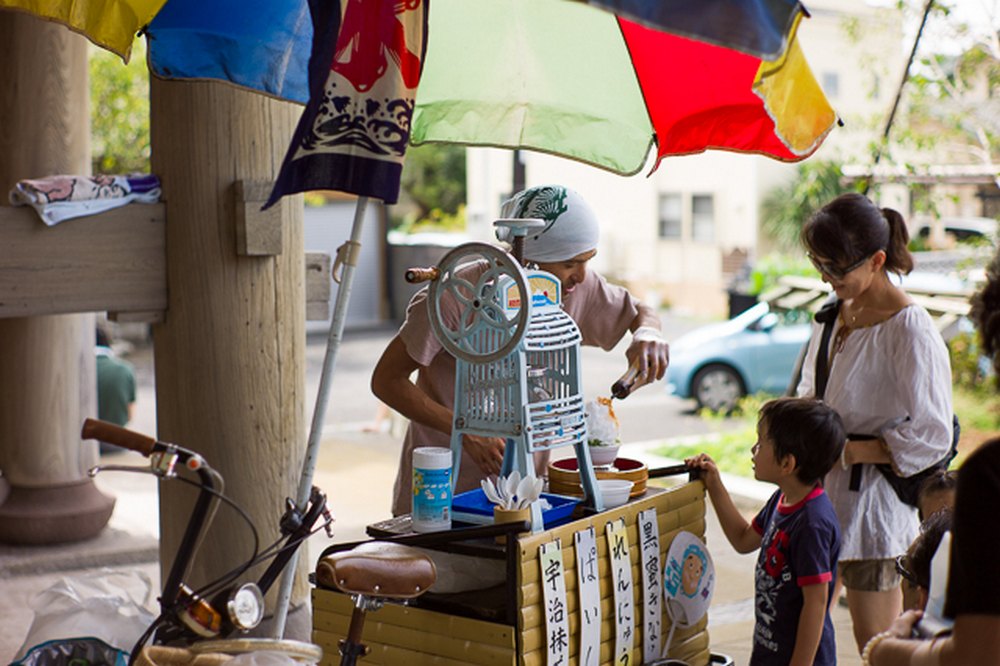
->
xmin=757 ymin=397 xmax=845 ymax=485
xmin=917 ymin=469 xmax=957 ymax=522
xmin=898 ymin=508 xmax=953 ymax=610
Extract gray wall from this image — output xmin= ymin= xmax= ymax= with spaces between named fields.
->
xmin=304 ymin=201 xmax=384 ymax=333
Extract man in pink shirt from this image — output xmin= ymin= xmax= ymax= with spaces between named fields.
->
xmin=372 ymin=185 xmax=670 ymax=516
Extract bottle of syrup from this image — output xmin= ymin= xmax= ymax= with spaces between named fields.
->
xmin=610 ymin=359 xmax=641 ymax=400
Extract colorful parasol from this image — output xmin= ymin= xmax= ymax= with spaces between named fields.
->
xmin=411 ymin=0 xmax=836 ymax=177
xmin=2 ymin=0 xmax=837 ymax=199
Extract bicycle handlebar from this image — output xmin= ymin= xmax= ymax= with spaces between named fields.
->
xmin=82 ymin=418 xmax=158 ymax=456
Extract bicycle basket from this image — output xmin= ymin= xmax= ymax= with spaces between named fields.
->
xmin=11 ymin=637 xmax=128 ymax=666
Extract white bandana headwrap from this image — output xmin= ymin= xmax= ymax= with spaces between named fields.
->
xmin=496 ymin=185 xmax=600 ymax=262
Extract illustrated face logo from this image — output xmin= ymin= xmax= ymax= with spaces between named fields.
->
xmin=682 ymin=551 xmax=705 ymax=597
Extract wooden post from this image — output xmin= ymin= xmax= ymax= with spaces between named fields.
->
xmin=149 ymin=78 xmax=308 ymax=635
xmin=0 ymin=11 xmax=113 ymax=544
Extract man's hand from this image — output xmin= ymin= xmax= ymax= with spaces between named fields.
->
xmin=463 ymin=434 xmax=506 ymax=477
xmin=625 ymin=326 xmax=670 ymax=390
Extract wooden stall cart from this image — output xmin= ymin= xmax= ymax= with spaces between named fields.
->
xmin=313 ymin=480 xmax=714 ymax=666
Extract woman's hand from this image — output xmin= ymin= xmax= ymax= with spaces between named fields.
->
xmin=886 ymin=609 xmax=923 ymax=639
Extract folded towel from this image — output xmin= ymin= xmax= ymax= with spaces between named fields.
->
xmin=10 ymin=174 xmax=161 ymax=226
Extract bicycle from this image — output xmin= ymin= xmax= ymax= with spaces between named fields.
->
xmin=81 ymin=418 xmax=334 ymax=664
xmin=81 ymin=418 xmax=468 ymax=666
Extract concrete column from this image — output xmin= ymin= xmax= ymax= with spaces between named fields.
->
xmin=149 ymin=77 xmax=307 ymax=636
xmin=0 ymin=11 xmax=112 ymax=544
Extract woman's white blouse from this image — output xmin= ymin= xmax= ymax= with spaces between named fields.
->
xmin=797 ymin=304 xmax=953 ymax=560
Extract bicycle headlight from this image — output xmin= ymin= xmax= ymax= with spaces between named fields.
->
xmin=227 ymin=583 xmax=265 ymax=631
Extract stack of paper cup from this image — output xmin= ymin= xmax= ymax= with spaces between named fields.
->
xmin=412 ymin=447 xmax=453 ymax=532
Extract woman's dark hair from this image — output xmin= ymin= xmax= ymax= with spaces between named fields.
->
xmin=760 ymin=397 xmax=846 ymax=485
xmin=906 ymin=508 xmax=953 ymax=590
xmin=801 ymin=192 xmax=914 ymax=276
xmin=971 ymin=246 xmax=1000 ymax=375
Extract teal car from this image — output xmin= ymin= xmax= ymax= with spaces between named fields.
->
xmin=666 ymin=302 xmax=811 ymax=412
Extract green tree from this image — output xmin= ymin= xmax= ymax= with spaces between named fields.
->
xmin=871 ymin=2 xmax=999 ymax=196
xmin=760 ymin=160 xmax=853 ymax=252
xmin=399 ymin=143 xmax=466 ymax=219
xmin=90 ymin=41 xmax=150 ymax=174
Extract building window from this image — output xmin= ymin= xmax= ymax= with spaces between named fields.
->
xmin=658 ymin=193 xmax=682 ymax=238
xmin=692 ymin=194 xmax=714 ymax=242
xmin=822 ymin=71 xmax=839 ymax=98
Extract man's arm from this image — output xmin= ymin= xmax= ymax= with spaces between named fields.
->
xmin=624 ymin=301 xmax=670 ymax=388
xmin=789 ymin=583 xmax=828 ymax=666
xmin=371 ymin=336 xmax=504 ymax=476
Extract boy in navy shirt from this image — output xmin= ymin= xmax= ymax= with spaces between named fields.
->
xmin=687 ymin=397 xmax=845 ymax=665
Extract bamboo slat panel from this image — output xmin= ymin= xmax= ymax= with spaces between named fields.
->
xmin=312 ymin=481 xmax=712 ymax=666
xmin=314 ymin=588 xmax=516 ymax=666
xmin=516 ymin=482 xmax=710 ymax=666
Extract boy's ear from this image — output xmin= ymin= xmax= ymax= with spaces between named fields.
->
xmin=779 ymin=452 xmax=797 ymax=475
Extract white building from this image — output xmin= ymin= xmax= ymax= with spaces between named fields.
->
xmin=466 ymin=0 xmax=903 ymax=316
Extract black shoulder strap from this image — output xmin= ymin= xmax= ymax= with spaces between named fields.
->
xmin=813 ymin=299 xmax=842 ymax=399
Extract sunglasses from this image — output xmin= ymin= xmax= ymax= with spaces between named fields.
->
xmin=895 ymin=554 xmax=921 ymax=587
xmin=806 ymin=251 xmax=875 ymax=280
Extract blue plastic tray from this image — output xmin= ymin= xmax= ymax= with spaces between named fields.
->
xmin=452 ymin=488 xmax=581 ymax=528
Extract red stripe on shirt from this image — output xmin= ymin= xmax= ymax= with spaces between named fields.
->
xmin=798 ymin=572 xmax=833 ymax=587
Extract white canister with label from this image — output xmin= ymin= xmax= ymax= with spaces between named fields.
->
xmin=412 ymin=447 xmax=453 ymax=532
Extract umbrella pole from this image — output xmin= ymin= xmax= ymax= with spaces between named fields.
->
xmin=272 ymin=195 xmax=371 ymax=636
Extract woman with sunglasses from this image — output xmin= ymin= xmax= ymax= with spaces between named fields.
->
xmin=795 ymin=193 xmax=954 ymax=653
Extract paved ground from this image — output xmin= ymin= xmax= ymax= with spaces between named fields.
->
xmin=0 ymin=322 xmax=862 ymax=665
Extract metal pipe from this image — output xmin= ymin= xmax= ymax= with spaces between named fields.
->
xmin=864 ymin=0 xmax=935 ymax=195
xmin=272 ymin=195 xmax=371 ymax=635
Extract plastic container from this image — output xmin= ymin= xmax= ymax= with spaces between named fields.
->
xmin=596 ymin=479 xmax=634 ymax=508
xmin=451 ymin=488 xmax=581 ymax=528
xmin=412 ymin=447 xmax=453 ymax=532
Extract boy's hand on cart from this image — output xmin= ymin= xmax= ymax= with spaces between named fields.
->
xmin=464 ymin=434 xmax=505 ymax=477
xmin=685 ymin=453 xmax=722 ymax=490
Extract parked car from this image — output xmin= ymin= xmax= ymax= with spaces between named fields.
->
xmin=666 ymin=302 xmax=811 ymax=413
xmin=666 ymin=272 xmax=974 ymax=413
xmin=912 ymin=216 xmax=997 ymax=244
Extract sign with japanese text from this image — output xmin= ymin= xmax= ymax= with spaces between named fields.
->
xmin=606 ymin=518 xmax=634 ymax=665
xmin=574 ymin=526 xmax=601 ymax=666
xmin=638 ymin=508 xmax=663 ymax=662
xmin=540 ymin=539 xmax=569 ymax=666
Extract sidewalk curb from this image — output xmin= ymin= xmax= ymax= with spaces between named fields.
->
xmin=0 ymin=528 xmax=158 ymax=578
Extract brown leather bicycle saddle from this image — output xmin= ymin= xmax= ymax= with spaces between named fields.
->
xmin=316 ymin=541 xmax=437 ymax=599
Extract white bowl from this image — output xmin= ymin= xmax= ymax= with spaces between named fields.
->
xmin=589 ymin=444 xmax=621 ymax=467
xmin=597 ymin=479 xmax=634 ymax=509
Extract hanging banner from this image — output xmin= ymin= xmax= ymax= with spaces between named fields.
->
xmin=540 ymin=539 xmax=570 ymax=665
xmin=574 ymin=526 xmax=601 ymax=666
xmin=606 ymin=518 xmax=634 ymax=665
xmin=638 ymin=508 xmax=663 ymax=662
